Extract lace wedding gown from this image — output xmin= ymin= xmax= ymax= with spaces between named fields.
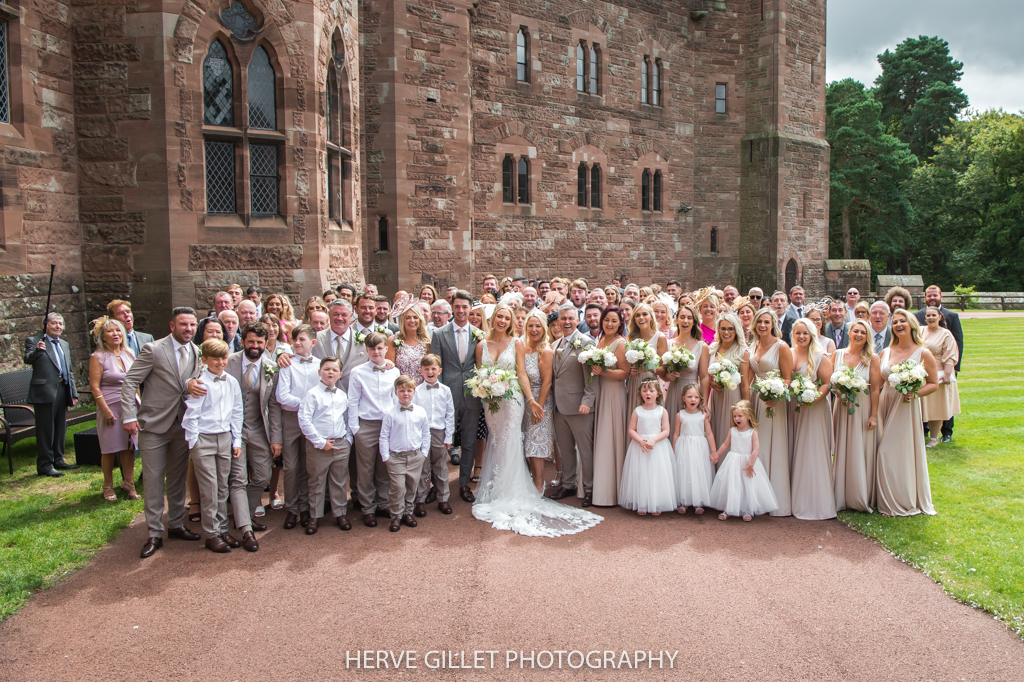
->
xmin=473 ymin=340 xmax=603 ymax=537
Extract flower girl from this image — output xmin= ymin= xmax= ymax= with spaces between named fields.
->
xmin=619 ymin=379 xmax=678 ymax=515
xmin=708 ymin=400 xmax=778 ymax=521
xmin=672 ymin=384 xmax=717 ymax=515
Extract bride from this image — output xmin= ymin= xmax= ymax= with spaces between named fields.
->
xmin=472 ymin=301 xmax=603 ymax=537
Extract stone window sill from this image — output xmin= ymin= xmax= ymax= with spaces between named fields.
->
xmin=0 ymin=122 xmax=24 ymax=140
xmin=250 ymin=215 xmax=287 ymax=229
xmin=202 ymin=125 xmax=243 ymax=139
xmin=0 ymin=3 xmax=19 ymax=20
xmin=247 ymin=129 xmax=286 ymax=142
xmin=204 ymin=213 xmax=245 ymax=228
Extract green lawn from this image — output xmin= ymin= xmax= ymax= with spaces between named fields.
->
xmin=840 ymin=317 xmax=1024 ymax=637
xmin=0 ymin=420 xmax=143 ymax=619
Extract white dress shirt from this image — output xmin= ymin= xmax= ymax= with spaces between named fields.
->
xmin=182 ymin=369 xmax=243 ymax=449
xmin=413 ymin=380 xmax=455 ymax=442
xmin=347 ymin=362 xmax=400 ymax=436
xmin=379 ymin=403 xmax=430 ymax=461
xmin=298 ymin=382 xmax=351 ymax=450
xmin=275 ymin=353 xmax=321 ymax=411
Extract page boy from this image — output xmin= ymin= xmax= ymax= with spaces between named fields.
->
xmin=413 ymin=354 xmax=454 ymax=516
xmin=379 ymin=375 xmax=430 ymax=532
xmin=275 ymin=323 xmax=319 ymax=529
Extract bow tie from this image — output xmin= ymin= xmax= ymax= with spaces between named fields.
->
xmin=373 ymin=365 xmax=385 ymax=372
xmin=400 ymin=405 xmax=414 ymax=412
xmin=426 ymin=383 xmax=440 ymax=390
xmin=213 ymin=375 xmax=227 ymax=382
xmin=325 ymin=386 xmax=337 ymax=393
xmin=299 ymin=357 xmax=314 ymax=363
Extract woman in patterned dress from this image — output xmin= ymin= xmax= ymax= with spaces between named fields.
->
xmin=516 ymin=311 xmax=555 ymax=492
xmin=386 ymin=304 xmax=431 ymax=384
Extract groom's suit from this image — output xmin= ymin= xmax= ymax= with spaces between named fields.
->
xmin=551 ymin=330 xmax=597 ymax=495
xmin=430 ymin=322 xmax=483 ymax=486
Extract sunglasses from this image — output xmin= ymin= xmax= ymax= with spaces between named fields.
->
xmin=847 ymin=292 xmax=858 ymax=296
xmin=749 ymin=294 xmax=763 ymax=299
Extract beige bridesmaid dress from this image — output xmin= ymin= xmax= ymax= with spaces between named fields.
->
xmin=921 ymin=328 xmax=961 ymax=423
xmin=592 ymin=339 xmax=627 ymax=507
xmin=831 ymin=349 xmax=876 ymax=513
xmin=749 ymin=340 xmax=792 ymax=517
xmin=789 ymin=354 xmax=837 ymax=520
xmin=876 ymin=347 xmax=936 ymax=516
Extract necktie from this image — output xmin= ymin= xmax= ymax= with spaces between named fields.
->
xmin=401 ymin=405 xmax=414 ymax=412
xmin=427 ymin=383 xmax=439 ymax=390
xmin=178 ymin=346 xmax=189 ymax=383
xmin=835 ymin=329 xmax=842 ymax=345
xmin=214 ymin=374 xmax=227 ymax=382
xmin=797 ymin=307 xmax=803 ymax=317
xmin=51 ymin=339 xmax=65 ymax=377
xmin=127 ymin=333 xmax=137 ymax=355
xmin=457 ymin=328 xmax=466 ymax=363
xmin=300 ymin=356 xmax=314 ymax=363
xmin=334 ymin=335 xmax=343 ymax=359
xmin=373 ymin=365 xmax=385 ymax=372
xmin=875 ymin=333 xmax=883 ymax=352
xmin=245 ymin=363 xmax=256 ymax=390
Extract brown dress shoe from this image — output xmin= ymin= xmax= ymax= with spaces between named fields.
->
xmin=547 ymin=486 xmax=577 ymax=500
xmin=140 ymin=537 xmax=162 ymax=558
xmin=299 ymin=511 xmax=311 ymax=527
xmin=582 ymin=493 xmax=593 ymax=508
xmin=425 ymin=486 xmax=438 ymax=504
xmin=459 ymin=485 xmax=475 ymax=503
xmin=241 ymin=531 xmax=259 ymax=552
xmin=168 ymin=526 xmax=201 ymax=541
xmin=389 ymin=517 xmax=401 ymax=532
xmin=305 ymin=518 xmax=319 ymax=535
xmin=401 ymin=513 xmax=418 ymax=528
xmin=413 ymin=503 xmax=427 ymax=518
xmin=220 ymin=533 xmax=242 ymax=548
xmin=437 ymin=501 xmax=453 ymax=514
xmin=362 ymin=513 xmax=378 ymax=528
xmin=205 ymin=536 xmax=231 ymax=553
xmin=283 ymin=512 xmax=298 ymax=529
xmin=250 ymin=522 xmax=267 ymax=532
xmin=337 ymin=516 xmax=352 ymax=531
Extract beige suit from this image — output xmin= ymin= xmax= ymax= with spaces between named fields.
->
xmin=551 ymin=331 xmax=597 ymax=494
xmin=120 ymin=335 xmax=200 ymax=537
xmin=311 ymin=327 xmax=369 ymax=392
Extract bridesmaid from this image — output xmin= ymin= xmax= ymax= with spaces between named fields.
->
xmin=387 ymin=304 xmax=431 ymax=384
xmin=876 ymin=310 xmax=939 ymax=516
xmin=590 ymin=306 xmax=630 ymax=507
xmin=734 ymin=297 xmax=757 ymax=345
xmin=516 ymin=311 xmax=554 ymax=492
xmin=832 ymin=319 xmax=880 ymax=513
xmin=619 ymin=298 xmax=636 ymax=327
xmin=88 ymin=317 xmax=140 ymax=502
xmin=625 ymin=303 xmax=669 ymax=416
xmin=748 ymin=307 xmax=793 ymax=517
xmin=697 ymin=292 xmax=720 ymax=344
xmin=920 ymin=307 xmax=961 ymax=448
xmin=663 ymin=303 xmax=710 ymax=442
xmin=805 ymin=307 xmax=836 ymax=358
xmin=788 ymin=319 xmax=836 ymax=520
xmin=708 ymin=312 xmax=751 ymax=454
xmin=652 ymin=300 xmax=676 ymax=340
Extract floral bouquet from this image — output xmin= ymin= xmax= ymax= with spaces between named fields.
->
xmin=577 ymin=346 xmax=618 ymax=382
xmin=831 ymin=365 xmax=869 ymax=415
xmin=790 ymin=374 xmax=819 ymax=413
xmin=887 ymin=359 xmax=928 ymax=398
xmin=661 ymin=346 xmax=697 ymax=382
xmin=465 ymin=366 xmax=521 ymax=415
xmin=625 ymin=339 xmax=660 ymax=372
xmin=751 ymin=369 xmax=788 ymax=418
xmin=708 ymin=356 xmax=741 ymax=391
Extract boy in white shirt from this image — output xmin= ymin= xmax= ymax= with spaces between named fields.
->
xmin=413 ymin=354 xmax=454 ymax=516
xmin=274 ymin=323 xmax=319 ymax=530
xmin=297 ymin=357 xmax=353 ymax=534
xmin=346 ymin=332 xmax=399 ymax=528
xmin=379 ymin=375 xmax=430 ymax=532
xmin=182 ymin=339 xmax=257 ymax=553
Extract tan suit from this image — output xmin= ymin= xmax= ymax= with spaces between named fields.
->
xmin=120 ymin=335 xmax=200 ymax=537
xmin=226 ymin=352 xmax=283 ymax=521
xmin=551 ymin=331 xmax=597 ymax=494
xmin=311 ymin=327 xmax=369 ymax=392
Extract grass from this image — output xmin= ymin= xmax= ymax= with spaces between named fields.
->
xmin=840 ymin=317 xmax=1024 ymax=637
xmin=0 ymin=420 xmax=144 ymax=619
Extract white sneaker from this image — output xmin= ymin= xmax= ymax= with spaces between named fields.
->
xmin=254 ymin=505 xmax=266 ymax=517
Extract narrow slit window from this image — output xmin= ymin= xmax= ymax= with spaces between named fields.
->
xmin=378 ymin=216 xmax=389 ymax=252
xmin=502 ymin=155 xmax=514 ymax=203
xmin=589 ymin=45 xmax=598 ymax=95
xmin=590 ymin=165 xmax=601 ymax=209
xmin=641 ymin=57 xmax=649 ymax=104
xmin=576 ymin=43 xmax=585 ymax=92
xmin=710 ymin=227 xmax=718 ymax=254
xmin=715 ymin=83 xmax=727 ymax=114
xmin=517 ymin=157 xmax=529 ymax=204
xmin=516 ymin=29 xmax=528 ymax=82
xmin=653 ymin=170 xmax=662 ymax=212
xmin=577 ymin=163 xmax=587 ymax=206
xmin=641 ymin=170 xmax=650 ymax=211
xmin=652 ymin=59 xmax=661 ymax=106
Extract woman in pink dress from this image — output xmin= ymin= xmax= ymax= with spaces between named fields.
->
xmin=88 ymin=317 xmax=140 ymax=502
xmin=697 ymin=291 xmax=720 ymax=345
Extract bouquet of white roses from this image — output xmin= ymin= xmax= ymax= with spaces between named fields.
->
xmin=708 ymin=356 xmax=742 ymax=391
xmin=751 ymin=369 xmax=788 ymax=418
xmin=577 ymin=346 xmax=617 ymax=382
xmin=831 ymin=364 xmax=869 ymax=415
xmin=625 ymin=339 xmax=659 ymax=372
xmin=465 ymin=366 xmax=521 ymax=415
xmin=887 ymin=358 xmax=928 ymax=398
xmin=661 ymin=346 xmax=697 ymax=382
xmin=790 ymin=374 xmax=819 ymax=412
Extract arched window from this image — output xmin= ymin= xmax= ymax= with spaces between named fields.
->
xmin=247 ymin=46 xmax=276 ymax=130
xmin=517 ymin=157 xmax=529 ymax=204
xmin=203 ymin=40 xmax=233 ymax=126
xmin=577 ymin=163 xmax=587 ymax=206
xmin=785 ymin=258 xmax=799 ymax=293
xmin=326 ymin=61 xmax=338 ymax=144
xmin=576 ymin=43 xmax=585 ymax=92
xmin=641 ymin=57 xmax=649 ymax=104
xmin=710 ymin=227 xmax=718 ymax=254
xmin=378 ymin=216 xmax=389 ymax=252
xmin=652 ymin=59 xmax=661 ymax=106
xmin=641 ymin=169 xmax=651 ymax=210
xmin=502 ymin=155 xmax=514 ymax=203
xmin=590 ymin=165 xmax=601 ymax=209
xmin=516 ymin=29 xmax=528 ymax=82
xmin=653 ymin=170 xmax=662 ymax=212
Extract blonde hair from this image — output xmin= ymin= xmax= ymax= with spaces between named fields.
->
xmin=680 ymin=382 xmax=705 ymax=411
xmin=854 ymin=300 xmax=870 ymax=318
xmin=303 ymin=296 xmax=328 ymax=323
xmin=397 ymin=304 xmax=431 ymax=345
xmin=791 ymin=318 xmax=823 ymax=373
xmin=90 ymin=316 xmax=129 ymax=354
xmin=750 ymin=307 xmax=781 ymax=353
xmin=524 ymin=310 xmax=551 ymax=350
xmin=731 ymin=400 xmax=758 ymax=429
xmin=627 ymin=303 xmax=660 ymax=340
xmin=710 ymin=312 xmax=747 ymax=362
xmin=890 ymin=309 xmax=924 ymax=347
xmin=394 ymin=375 xmax=417 ymax=390
xmin=846 ymin=319 xmax=875 ymax=367
xmin=638 ymin=377 xmax=663 ymax=405
xmin=487 ymin=302 xmax=517 ymax=340
xmin=201 ymin=338 xmax=229 ymax=359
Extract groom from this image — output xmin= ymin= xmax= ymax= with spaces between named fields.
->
xmin=548 ymin=303 xmax=597 ymax=507
xmin=430 ymin=290 xmax=483 ymax=503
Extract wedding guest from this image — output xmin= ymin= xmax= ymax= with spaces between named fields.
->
xmin=428 ymin=299 xmax=452 ymax=334
xmin=237 ymin=300 xmax=259 ymax=328
xmin=303 ymin=296 xmax=328 ymax=323
xmin=348 ymin=333 xmax=400 ymax=526
xmin=246 ymin=286 xmax=263 ymax=315
xmin=301 ymin=299 xmax=370 ymax=392
xmin=805 ymin=307 xmax=836 ymax=357
xmin=512 ymin=305 xmax=528 ymax=337
xmin=263 ymin=293 xmax=295 ymax=342
xmin=364 ymin=283 xmax=379 ymax=296
xmin=869 ymin=301 xmax=892 ymax=354
xmin=845 ymin=287 xmax=861 ymax=324
xmin=663 ymin=303 xmax=710 ymax=441
xmin=672 ymin=384 xmax=716 ymax=514
xmin=731 ymin=297 xmax=756 ymax=345
xmin=652 ymin=299 xmax=676 ymax=340
xmin=218 ymin=309 xmax=242 ymax=352
xmin=374 ymin=296 xmax=400 ymax=334
xmin=624 ymin=283 xmax=641 ymax=301
xmin=517 ymin=311 xmax=555 ymax=493
xmin=379 ymin=375 xmax=429 ymax=532
xmin=309 ymin=310 xmax=329 ymax=333
xmin=788 ymin=318 xmax=836 ymax=520
xmin=187 ymin=316 xmax=229 ymax=519
xmin=876 ymin=310 xmax=939 ymax=516
xmin=413 ymin=354 xmax=454 ymax=515
xmin=89 ymin=317 xmax=139 ymax=500
xmin=748 ymin=307 xmax=793 ymax=517
xmin=352 ymin=294 xmax=386 ymax=338
xmin=499 ymin=277 xmax=514 ymax=294
xmin=708 ymin=401 xmax=778 ymax=521
xmin=832 ymin=319 xmax=880 ymax=513
xmin=619 ymin=298 xmax=636 ymax=327
xmin=920 ymin=307 xmax=961 ymax=448
xmin=323 ymin=290 xmax=338 ymax=305
xmin=604 ymin=285 xmax=621 ymax=306
xmin=854 ymin=300 xmax=870 ymax=321
xmin=884 ymin=286 xmax=912 ymax=313
xmin=387 ymin=304 xmax=431 ymax=384
xmin=107 ymin=299 xmax=154 ymax=358
xmin=589 ymin=306 xmax=629 ymax=507
xmin=824 ymin=300 xmax=850 ymax=351
xmin=746 ymin=287 xmax=765 ymax=310
xmin=708 ymin=312 xmax=751 ymax=453
xmin=665 ymin=280 xmax=683 ymax=298
xmin=336 ymin=284 xmax=356 ymax=301
xmin=587 ymin=287 xmax=607 ymax=309
xmin=697 ymin=292 xmax=719 ymax=344
xmin=619 ymin=379 xmax=676 ymax=515
xmin=419 ymin=284 xmax=439 ymax=305
xmin=625 ymin=303 xmax=669 ymax=416
xmin=297 ymin=357 xmax=353 ymax=534
xmin=915 ymin=285 xmax=963 ymax=443
xmin=122 ymin=307 xmax=203 ymax=558
xmin=210 ymin=291 xmax=233 ymax=318
xmin=445 ymin=286 xmax=459 ymax=304
xmin=275 ymin=324 xmax=320 ymax=529
xmin=583 ymin=303 xmax=603 ymax=341
xmin=722 ymin=285 xmax=740 ymax=307
xmin=522 ymin=286 xmax=539 ymax=311
xmin=227 ymin=283 xmax=244 ymax=308
xmin=260 ymin=314 xmax=292 ymax=363
xmin=570 ymin=279 xmax=589 ymax=317
xmin=481 ymin=274 xmax=499 ymax=297
xmin=25 ymin=313 xmax=80 ymax=477
xmin=785 ymin=286 xmax=807 ymax=321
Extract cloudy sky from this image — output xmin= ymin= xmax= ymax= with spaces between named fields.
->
xmin=827 ymin=0 xmax=1024 ymax=113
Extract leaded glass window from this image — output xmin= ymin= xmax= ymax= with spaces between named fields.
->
xmin=652 ymin=59 xmax=661 ymax=106
xmin=328 ymin=153 xmax=340 ymax=221
xmin=517 ymin=157 xmax=529 ymax=204
xmin=203 ymin=40 xmax=233 ymax=126
xmin=576 ymin=43 xmax=585 ymax=92
xmin=516 ymin=29 xmax=527 ymax=82
xmin=249 ymin=143 xmax=279 ymax=215
xmin=247 ymin=47 xmax=276 ymax=130
xmin=502 ymin=156 xmax=514 ymax=203
xmin=205 ymin=141 xmax=236 ymax=214
xmin=591 ymin=165 xmax=601 ymax=209
xmin=327 ymin=62 xmax=338 ymax=144
xmin=641 ymin=57 xmax=649 ymax=104
xmin=715 ymin=83 xmax=727 ymax=114
xmin=589 ymin=45 xmax=598 ymax=95
xmin=641 ymin=170 xmax=650 ymax=211
xmin=0 ymin=22 xmax=9 ymax=123
xmin=653 ymin=170 xmax=662 ymax=212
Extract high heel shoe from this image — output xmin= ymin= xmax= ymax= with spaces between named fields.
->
xmin=120 ymin=481 xmax=142 ymax=500
xmin=550 ymin=470 xmax=563 ymax=488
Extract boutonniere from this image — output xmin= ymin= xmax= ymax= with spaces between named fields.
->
xmin=471 ymin=328 xmax=485 ymax=341
xmin=570 ymin=337 xmax=583 ymax=351
xmin=375 ymin=324 xmax=387 ymax=334
xmin=263 ymin=364 xmax=278 ymax=380
xmin=393 ymin=337 xmax=404 ymax=349
xmin=354 ymin=331 xmax=367 ymax=344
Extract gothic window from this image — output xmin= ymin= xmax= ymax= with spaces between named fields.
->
xmin=502 ymin=155 xmax=515 ymax=203
xmin=641 ymin=57 xmax=650 ymax=104
xmin=203 ymin=39 xmax=233 ymax=126
xmin=590 ymin=165 xmax=601 ymax=209
xmin=205 ymin=141 xmax=237 ymax=214
xmin=576 ymin=43 xmax=585 ymax=92
xmin=785 ymin=258 xmax=799 ymax=293
xmin=326 ymin=61 xmax=338 ymax=144
xmin=249 ymin=144 xmax=279 ymax=215
xmin=715 ymin=83 xmax=727 ymax=114
xmin=516 ymin=28 xmax=528 ymax=82
xmin=710 ymin=227 xmax=718 ymax=254
xmin=641 ymin=169 xmax=651 ymax=210
xmin=517 ymin=157 xmax=529 ymax=204
xmin=653 ymin=170 xmax=663 ymax=212
xmin=589 ymin=45 xmax=599 ymax=95
xmin=327 ymin=37 xmax=351 ymax=226
xmin=0 ymin=22 xmax=8 ymax=123
xmin=577 ymin=163 xmax=587 ymax=206
xmin=501 ymin=155 xmax=530 ymax=205
xmin=652 ymin=59 xmax=661 ymax=106
xmin=247 ymin=46 xmax=276 ymax=130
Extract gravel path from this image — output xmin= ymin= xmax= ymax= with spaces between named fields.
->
xmin=2 ymin=468 xmax=1022 ymax=680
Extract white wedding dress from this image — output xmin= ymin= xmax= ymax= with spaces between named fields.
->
xmin=472 ymin=340 xmax=603 ymax=537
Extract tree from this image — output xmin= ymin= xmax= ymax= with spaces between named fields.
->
xmin=874 ymin=36 xmax=969 ymax=160
xmin=826 ymin=79 xmax=918 ymax=269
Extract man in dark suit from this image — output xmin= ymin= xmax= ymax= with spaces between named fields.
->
xmin=824 ymin=300 xmax=850 ymax=350
xmin=915 ymin=285 xmax=964 ymax=442
xmin=24 ymin=313 xmax=79 ymax=477
xmin=107 ymin=299 xmax=154 ymax=357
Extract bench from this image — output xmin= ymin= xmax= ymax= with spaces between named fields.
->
xmin=0 ymin=368 xmax=96 ymax=475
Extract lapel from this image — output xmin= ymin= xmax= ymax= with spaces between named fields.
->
xmin=227 ymin=353 xmax=243 ymax=385
xmin=464 ymin=326 xmax=479 ymax=370
xmin=161 ymin=337 xmax=182 ymax=389
xmin=44 ymin=337 xmax=61 ymax=371
xmin=444 ymin=323 xmax=458 ymax=363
